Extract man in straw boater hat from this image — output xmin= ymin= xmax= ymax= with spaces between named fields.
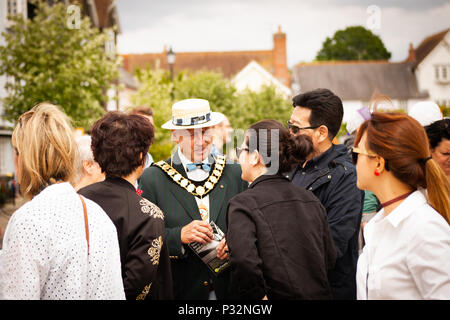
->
xmin=139 ymin=98 xmax=247 ymax=300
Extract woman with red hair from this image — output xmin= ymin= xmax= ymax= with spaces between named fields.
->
xmin=353 ymin=111 xmax=450 ymax=300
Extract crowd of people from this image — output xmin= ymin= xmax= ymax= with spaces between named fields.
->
xmin=0 ymin=88 xmax=448 ymax=300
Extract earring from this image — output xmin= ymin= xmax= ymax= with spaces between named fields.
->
xmin=374 ymin=170 xmax=380 ymax=176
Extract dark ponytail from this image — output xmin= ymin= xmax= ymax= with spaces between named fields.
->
xmin=246 ymin=119 xmax=313 ymax=175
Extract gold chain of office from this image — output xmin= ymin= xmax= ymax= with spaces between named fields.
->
xmin=153 ymin=155 xmax=226 ymax=199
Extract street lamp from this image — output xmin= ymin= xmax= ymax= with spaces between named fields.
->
xmin=167 ymin=47 xmax=176 ymax=81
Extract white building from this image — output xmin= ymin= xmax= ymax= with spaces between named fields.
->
xmin=232 ymin=61 xmax=292 ymax=98
xmin=407 ymin=28 xmax=450 ymax=107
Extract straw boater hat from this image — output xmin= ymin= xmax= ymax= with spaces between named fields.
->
xmin=161 ymin=98 xmax=224 ymax=130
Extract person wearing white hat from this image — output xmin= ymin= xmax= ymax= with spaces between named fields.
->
xmin=408 ymin=101 xmax=443 ymax=127
xmin=139 ymin=98 xmax=247 ymax=300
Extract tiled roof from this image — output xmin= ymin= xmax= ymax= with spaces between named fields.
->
xmin=292 ymin=61 xmax=428 ymax=101
xmin=121 ymin=50 xmax=274 ymax=79
xmin=413 ymin=28 xmax=449 ymax=67
xmin=120 ymin=27 xmax=290 ymax=87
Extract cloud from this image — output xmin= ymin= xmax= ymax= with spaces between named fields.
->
xmin=117 ymin=1 xmax=450 ymax=67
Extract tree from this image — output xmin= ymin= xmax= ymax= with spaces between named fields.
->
xmin=131 ymin=68 xmax=175 ymax=161
xmin=173 ymin=70 xmax=237 ymax=116
xmin=233 ymin=85 xmax=292 ymax=130
xmin=0 ymin=2 xmax=120 ymax=128
xmin=316 ymin=26 xmax=391 ymax=61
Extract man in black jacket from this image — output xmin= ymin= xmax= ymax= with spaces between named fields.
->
xmin=286 ymin=88 xmax=364 ymax=300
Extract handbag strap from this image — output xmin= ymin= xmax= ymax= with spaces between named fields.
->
xmin=78 ymin=195 xmax=90 ymax=255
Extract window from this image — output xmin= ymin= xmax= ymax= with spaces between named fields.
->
xmin=6 ymin=0 xmax=24 ymax=16
xmin=435 ymin=64 xmax=450 ymax=83
xmin=6 ymin=0 xmax=26 ymax=26
xmin=7 ymin=0 xmax=18 ymax=16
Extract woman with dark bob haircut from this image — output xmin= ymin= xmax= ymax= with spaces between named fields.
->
xmin=221 ymin=119 xmax=337 ymax=299
xmin=78 ymin=111 xmax=173 ymax=300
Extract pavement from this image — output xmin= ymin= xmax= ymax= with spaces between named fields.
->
xmin=0 ymin=196 xmax=27 ymax=249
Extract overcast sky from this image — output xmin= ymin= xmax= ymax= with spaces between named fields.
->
xmin=116 ymin=0 xmax=450 ymax=67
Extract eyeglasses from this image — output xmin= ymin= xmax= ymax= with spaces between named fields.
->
xmin=286 ymin=121 xmax=319 ymax=134
xmin=235 ymin=147 xmax=249 ymax=158
xmin=351 ymin=147 xmax=377 ymax=164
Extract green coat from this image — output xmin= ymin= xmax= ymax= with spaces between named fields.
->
xmin=139 ymin=151 xmax=247 ymax=299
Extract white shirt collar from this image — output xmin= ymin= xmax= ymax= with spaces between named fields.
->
xmin=376 ymin=190 xmax=428 ymax=228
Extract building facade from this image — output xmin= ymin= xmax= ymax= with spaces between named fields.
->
xmin=407 ymin=29 xmax=450 ymax=107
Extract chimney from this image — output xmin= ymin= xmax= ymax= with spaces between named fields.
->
xmin=272 ymin=26 xmax=290 ymax=88
xmin=407 ymin=43 xmax=416 ymax=62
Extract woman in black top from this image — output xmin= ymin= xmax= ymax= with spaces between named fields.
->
xmin=78 ymin=112 xmax=173 ymax=300
xmin=222 ymin=120 xmax=336 ymax=300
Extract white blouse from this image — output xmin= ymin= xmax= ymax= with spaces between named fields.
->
xmin=357 ymin=190 xmax=450 ymax=300
xmin=0 ymin=182 xmax=125 ymax=300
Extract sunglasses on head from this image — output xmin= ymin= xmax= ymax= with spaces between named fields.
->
xmin=286 ymin=121 xmax=319 ymax=134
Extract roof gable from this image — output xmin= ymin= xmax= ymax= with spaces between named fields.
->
xmin=233 ymin=61 xmax=291 ymax=96
xmin=414 ymin=28 xmax=449 ymax=67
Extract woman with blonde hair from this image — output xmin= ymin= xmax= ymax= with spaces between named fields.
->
xmin=0 ymin=103 xmax=125 ymax=299
xmin=353 ymin=111 xmax=450 ymax=300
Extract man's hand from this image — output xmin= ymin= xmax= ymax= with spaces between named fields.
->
xmin=216 ymin=238 xmax=229 ymax=260
xmin=181 ymin=220 xmax=214 ymax=244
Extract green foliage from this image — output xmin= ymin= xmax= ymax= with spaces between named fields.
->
xmin=173 ymin=70 xmax=237 ymax=116
xmin=131 ymin=68 xmax=175 ymax=161
xmin=440 ymin=105 xmax=450 ymax=117
xmin=132 ymin=69 xmax=292 ymax=160
xmin=233 ymin=85 xmax=292 ymax=130
xmin=316 ymin=26 xmax=391 ymax=61
xmin=337 ymin=122 xmax=348 ymax=139
xmin=0 ymin=2 xmax=120 ymax=128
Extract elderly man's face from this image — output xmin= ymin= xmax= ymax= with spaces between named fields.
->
xmin=173 ymin=127 xmax=214 ymax=162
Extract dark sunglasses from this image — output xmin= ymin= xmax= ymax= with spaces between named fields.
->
xmin=286 ymin=121 xmax=319 ymax=134
xmin=351 ymin=147 xmax=391 ymax=170
xmin=235 ymin=147 xmax=249 ymax=158
xmin=351 ymin=147 xmax=377 ymax=164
